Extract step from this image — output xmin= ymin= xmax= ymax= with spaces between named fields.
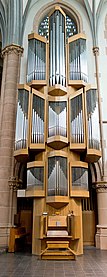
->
xmin=41 ymin=250 xmax=75 ymax=260
xmin=46 ymin=241 xmax=69 ymax=249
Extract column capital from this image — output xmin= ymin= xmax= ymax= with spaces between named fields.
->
xmin=8 ymin=176 xmax=22 ymax=191
xmin=93 ymin=46 xmax=99 ymax=56
xmin=1 ymin=44 xmax=23 ymax=58
xmin=93 ymin=181 xmax=107 ymax=192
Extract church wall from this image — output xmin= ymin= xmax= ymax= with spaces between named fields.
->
xmin=97 ymin=2 xmax=107 ymax=179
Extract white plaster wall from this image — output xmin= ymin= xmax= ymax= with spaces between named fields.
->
xmin=97 ymin=2 xmax=107 ymax=172
xmin=20 ymin=0 xmax=95 ymax=86
xmin=103 ymin=124 xmax=107 ymax=175
xmin=97 ymin=2 xmax=107 ymax=121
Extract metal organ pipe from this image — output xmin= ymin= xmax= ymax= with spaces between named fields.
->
xmin=15 ymin=90 xmax=29 ymax=150
xmin=56 ymin=14 xmax=59 ymax=84
xmin=52 ymin=22 xmax=55 ymax=85
xmin=49 ymin=10 xmax=66 ymax=86
xmin=71 ymin=95 xmax=84 ymax=144
xmin=31 ymin=95 xmax=44 ymax=144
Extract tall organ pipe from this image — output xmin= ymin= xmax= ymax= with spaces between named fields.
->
xmin=49 ymin=10 xmax=66 ymax=86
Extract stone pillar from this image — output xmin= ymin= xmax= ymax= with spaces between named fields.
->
xmin=93 ymin=47 xmax=105 ymax=178
xmin=0 ymin=44 xmax=23 ymax=248
xmin=93 ymin=46 xmax=107 ymax=250
xmin=95 ymin=182 xmax=107 ymax=249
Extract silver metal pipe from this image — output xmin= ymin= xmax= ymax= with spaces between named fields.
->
xmin=32 ymin=108 xmax=34 ymax=143
xmin=56 ymin=14 xmax=59 ymax=84
xmin=49 ymin=20 xmax=52 ymax=85
xmin=56 ymin=160 xmax=59 ymax=195
xmin=36 ymin=40 xmax=38 ymax=80
xmin=52 ymin=22 xmax=55 ymax=85
xmin=59 ymin=24 xmax=62 ymax=85
xmin=34 ymin=110 xmax=36 ymax=143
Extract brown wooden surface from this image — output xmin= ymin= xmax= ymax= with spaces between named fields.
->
xmin=8 ymin=227 xmax=27 ymax=253
xmin=82 ymin=210 xmax=95 ymax=246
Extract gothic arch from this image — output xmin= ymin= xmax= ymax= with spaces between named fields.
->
xmin=33 ymin=1 xmax=83 ymax=34
xmin=96 ymin=0 xmax=105 ymax=44
xmin=83 ymin=0 xmax=94 ymax=44
xmin=89 ymin=160 xmax=102 ymax=184
xmin=13 ymin=160 xmax=27 ymax=188
xmin=0 ymin=0 xmax=6 ymax=47
xmin=21 ymin=0 xmax=34 ymax=45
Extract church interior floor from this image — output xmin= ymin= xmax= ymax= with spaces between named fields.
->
xmin=0 ymin=247 xmax=107 ymax=277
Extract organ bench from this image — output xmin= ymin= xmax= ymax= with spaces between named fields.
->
xmin=8 ymin=226 xmax=29 ymax=253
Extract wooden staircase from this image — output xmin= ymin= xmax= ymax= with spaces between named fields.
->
xmin=41 ymin=241 xmax=76 ymax=260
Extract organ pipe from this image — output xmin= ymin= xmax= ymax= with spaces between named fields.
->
xmin=69 ymin=37 xmax=88 ymax=82
xmin=86 ymin=89 xmax=100 ymax=150
xmin=48 ymin=101 xmax=67 ymax=137
xmin=72 ymin=167 xmax=88 ymax=190
xmin=70 ymin=93 xmax=84 ymax=144
xmin=49 ymin=9 xmax=66 ymax=86
xmin=31 ymin=94 xmax=45 ymax=144
xmin=27 ymin=167 xmax=44 ymax=189
xmin=15 ymin=88 xmax=29 ymax=151
xmin=27 ymin=35 xmax=46 ymax=83
xmin=48 ymin=156 xmax=67 ymax=196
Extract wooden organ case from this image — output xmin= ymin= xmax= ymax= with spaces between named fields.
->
xmin=13 ymin=6 xmax=101 ymax=259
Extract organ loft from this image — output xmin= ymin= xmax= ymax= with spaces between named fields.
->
xmin=12 ymin=6 xmax=101 ymax=259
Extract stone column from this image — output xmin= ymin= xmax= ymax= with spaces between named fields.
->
xmin=0 ymin=44 xmax=23 ymax=248
xmin=93 ymin=47 xmax=107 ymax=249
xmin=93 ymin=46 xmax=105 ymax=178
xmin=95 ymin=182 xmax=107 ymax=249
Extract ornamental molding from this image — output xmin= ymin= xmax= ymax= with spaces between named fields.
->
xmin=93 ymin=46 xmax=99 ymax=56
xmin=93 ymin=181 xmax=107 ymax=192
xmin=1 ymin=44 xmax=23 ymax=58
xmin=8 ymin=176 xmax=22 ymax=191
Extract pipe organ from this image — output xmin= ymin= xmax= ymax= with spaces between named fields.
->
xmin=27 ymin=166 xmax=44 ymax=190
xmin=27 ymin=33 xmax=47 ymax=83
xmin=48 ymin=156 xmax=67 ymax=196
xmin=86 ymin=88 xmax=100 ymax=150
xmin=15 ymin=85 xmax=30 ymax=154
xmin=49 ymin=9 xmax=66 ymax=86
xmin=72 ymin=166 xmax=88 ymax=191
xmin=70 ymin=91 xmax=84 ymax=144
xmin=31 ymin=93 xmax=44 ymax=144
xmin=68 ymin=35 xmax=88 ymax=83
xmin=14 ymin=5 xmax=101 ymax=259
xmin=48 ymin=101 xmax=67 ymax=137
